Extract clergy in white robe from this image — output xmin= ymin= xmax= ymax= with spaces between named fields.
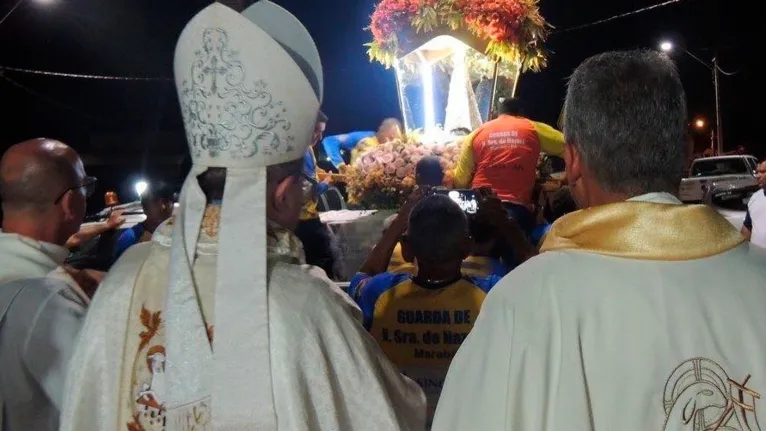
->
xmin=433 ymin=50 xmax=766 ymax=430
xmin=0 ymin=138 xmax=95 ymax=431
xmin=60 ymin=3 xmax=425 ymax=431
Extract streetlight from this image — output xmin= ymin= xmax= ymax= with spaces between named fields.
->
xmin=692 ymin=117 xmax=715 ymax=152
xmin=0 ymin=0 xmax=55 ymax=28
xmin=135 ymin=180 xmax=148 ymax=198
xmin=659 ymin=39 xmax=724 ymax=155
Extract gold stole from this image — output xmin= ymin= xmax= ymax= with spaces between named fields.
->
xmin=540 ymin=201 xmax=744 ymax=260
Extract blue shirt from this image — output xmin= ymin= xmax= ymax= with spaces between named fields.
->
xmin=114 ymin=224 xmax=145 ymax=260
xmin=321 ymin=131 xmax=375 ymax=168
xmin=531 ymin=223 xmax=552 ymax=246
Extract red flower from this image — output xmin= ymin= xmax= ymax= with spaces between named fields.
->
xmin=458 ymin=0 xmax=536 ymax=43
xmin=370 ymin=0 xmax=430 ymax=43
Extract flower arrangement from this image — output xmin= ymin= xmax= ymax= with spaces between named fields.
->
xmin=345 ymin=133 xmax=462 ymax=209
xmin=366 ymin=0 xmax=549 ymax=71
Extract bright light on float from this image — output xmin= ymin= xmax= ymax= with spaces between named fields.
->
xmin=444 ymin=43 xmax=473 ymax=133
xmin=418 ymin=54 xmax=436 ymax=137
xmin=659 ymin=41 xmax=673 ymax=53
xmin=134 ymin=180 xmax=148 ymax=198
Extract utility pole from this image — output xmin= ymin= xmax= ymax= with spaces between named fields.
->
xmin=712 ymin=55 xmax=723 ymax=155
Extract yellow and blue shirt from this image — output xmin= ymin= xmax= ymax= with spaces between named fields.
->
xmin=300 ymin=147 xmax=329 ymax=221
xmin=348 ymin=272 xmax=500 ymax=421
xmin=321 ymin=131 xmax=375 ymax=168
xmin=387 ymin=243 xmax=511 ymax=278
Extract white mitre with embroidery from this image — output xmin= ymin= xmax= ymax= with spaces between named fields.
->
xmin=165 ymin=2 xmax=321 ymax=429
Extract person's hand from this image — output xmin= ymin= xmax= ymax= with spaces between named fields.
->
xmin=399 ymin=188 xmax=424 ymax=217
xmin=106 ymin=210 xmax=126 ymax=230
xmin=476 ymin=193 xmax=508 ymax=229
xmin=475 ymin=187 xmax=496 ymax=200
xmin=317 ymin=171 xmax=333 ymax=184
xmin=392 ymin=188 xmax=425 ymax=233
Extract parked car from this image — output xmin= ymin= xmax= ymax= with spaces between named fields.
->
xmin=679 ymin=155 xmax=759 ymax=203
xmin=704 ymin=183 xmax=759 ymax=230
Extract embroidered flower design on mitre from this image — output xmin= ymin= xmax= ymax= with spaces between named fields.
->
xmin=178 ymin=27 xmax=294 ymax=160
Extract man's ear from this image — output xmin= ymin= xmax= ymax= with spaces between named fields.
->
xmin=564 ymin=142 xmax=582 ymax=186
xmin=60 ymin=192 xmax=77 ymax=221
xmin=272 ymin=175 xmax=298 ymax=211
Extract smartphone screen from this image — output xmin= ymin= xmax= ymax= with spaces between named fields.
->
xmin=435 ymin=189 xmax=479 ymax=214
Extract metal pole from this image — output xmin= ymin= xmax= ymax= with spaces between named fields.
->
xmin=392 ymin=60 xmax=409 ymax=130
xmin=713 ymin=55 xmax=723 ymax=154
xmin=510 ymin=60 xmax=522 ymax=98
xmin=488 ymin=62 xmax=499 ymax=119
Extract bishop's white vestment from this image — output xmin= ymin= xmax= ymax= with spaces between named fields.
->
xmin=432 ymin=193 xmax=766 ymax=430
xmin=60 ymin=211 xmax=426 ymax=431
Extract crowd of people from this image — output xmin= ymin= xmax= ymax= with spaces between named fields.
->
xmin=1 ymin=2 xmax=766 ymax=431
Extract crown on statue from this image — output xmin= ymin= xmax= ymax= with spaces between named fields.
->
xmin=174 ymin=3 xmax=321 ymax=169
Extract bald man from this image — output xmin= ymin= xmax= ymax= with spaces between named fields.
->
xmin=0 ymin=138 xmax=93 ymax=431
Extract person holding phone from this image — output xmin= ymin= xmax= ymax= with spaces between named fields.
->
xmin=452 ymin=98 xmax=564 ymax=233
xmin=348 ymin=192 xmax=501 ymax=425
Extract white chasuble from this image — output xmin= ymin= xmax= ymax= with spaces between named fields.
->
xmin=60 ymin=214 xmax=426 ymax=431
xmin=432 ymin=193 xmax=766 ymax=430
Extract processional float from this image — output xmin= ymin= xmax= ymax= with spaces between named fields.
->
xmin=346 ymin=0 xmax=550 ymax=208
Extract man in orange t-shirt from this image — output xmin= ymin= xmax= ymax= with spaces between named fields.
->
xmin=452 ymin=98 xmax=564 ymax=231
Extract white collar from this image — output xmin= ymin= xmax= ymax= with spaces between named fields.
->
xmin=627 ymin=192 xmax=682 ymax=205
xmin=0 ymin=231 xmax=69 ymax=265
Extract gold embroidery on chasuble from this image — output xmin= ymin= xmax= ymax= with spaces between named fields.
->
xmin=124 ymin=207 xmax=220 ymax=430
xmin=662 ymin=358 xmax=761 ymax=430
xmin=541 ymin=202 xmax=744 ymax=260
xmin=125 ymin=304 xmax=168 ymax=431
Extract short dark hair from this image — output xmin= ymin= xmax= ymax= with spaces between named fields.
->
xmin=406 ymin=195 xmax=468 ymax=263
xmin=196 ymin=159 xmax=303 ymax=203
xmin=498 ymin=98 xmax=525 ymax=116
xmin=563 ymin=50 xmax=687 ymax=195
xmin=141 ymin=181 xmax=175 ymax=206
xmin=415 ymin=156 xmax=444 ymax=187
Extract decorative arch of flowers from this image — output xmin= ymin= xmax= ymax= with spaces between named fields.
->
xmin=366 ymin=0 xmax=550 ymax=72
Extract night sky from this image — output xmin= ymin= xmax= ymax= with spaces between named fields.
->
xmin=0 ymin=0 xmax=757 ymax=207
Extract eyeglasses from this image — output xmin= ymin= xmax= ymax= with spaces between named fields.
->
xmin=54 ymin=176 xmax=98 ymax=204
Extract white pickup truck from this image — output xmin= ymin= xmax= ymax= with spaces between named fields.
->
xmin=679 ymin=155 xmax=760 ymax=203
